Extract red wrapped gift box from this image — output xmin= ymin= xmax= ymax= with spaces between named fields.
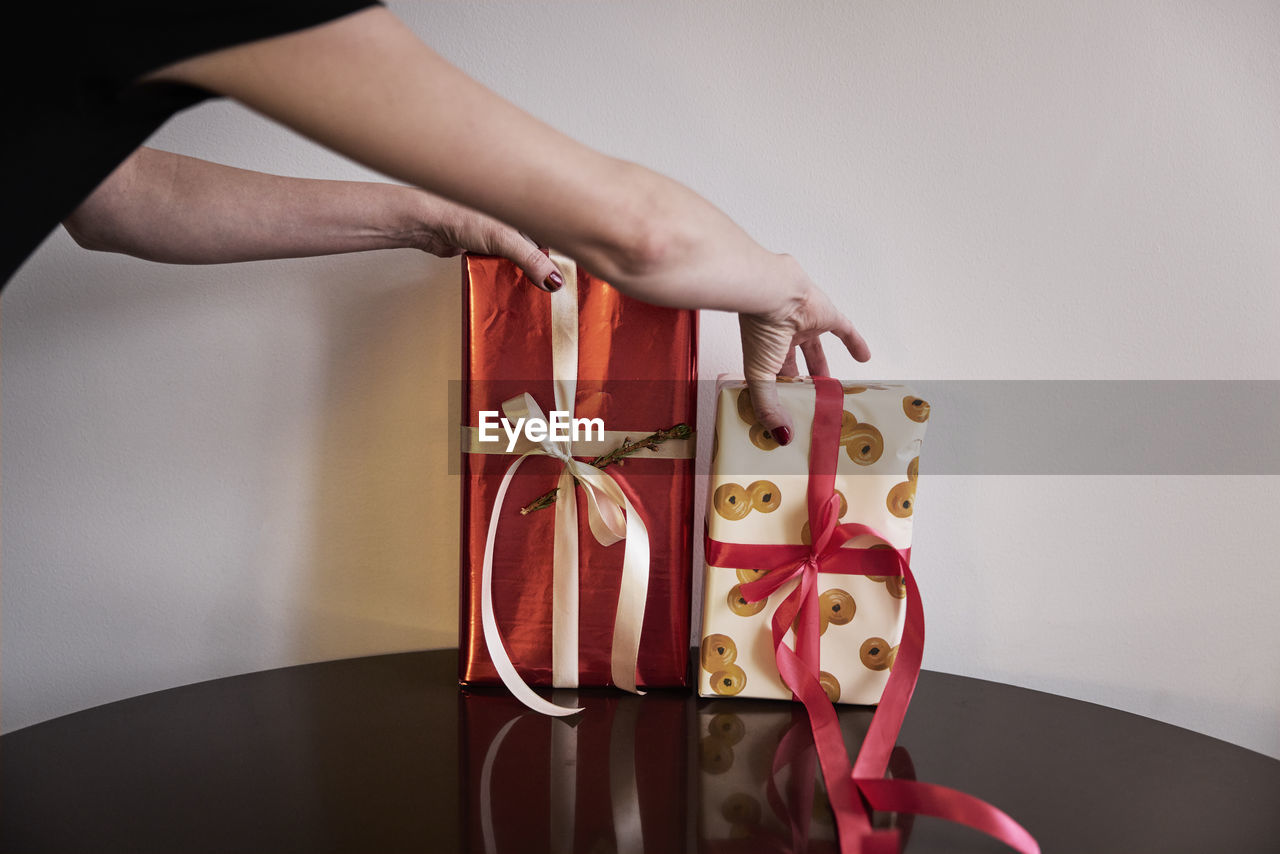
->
xmin=459 ymin=252 xmax=697 ymax=694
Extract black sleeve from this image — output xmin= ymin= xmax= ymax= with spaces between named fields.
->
xmin=2 ymin=1 xmax=381 ymax=291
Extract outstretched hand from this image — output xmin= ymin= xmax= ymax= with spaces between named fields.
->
xmin=737 ymin=255 xmax=870 ymax=445
xmin=410 ymin=192 xmax=562 ymax=292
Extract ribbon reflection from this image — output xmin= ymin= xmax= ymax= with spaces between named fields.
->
xmin=697 ymin=700 xmax=915 ymax=853
xmin=461 ymin=688 xmax=688 ymax=854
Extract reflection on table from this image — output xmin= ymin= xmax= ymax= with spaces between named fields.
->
xmin=4 ymin=651 xmax=1278 ymax=854
xmin=461 ymin=687 xmax=912 ymax=854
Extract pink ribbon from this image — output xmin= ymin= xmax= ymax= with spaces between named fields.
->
xmin=705 ymin=376 xmax=1039 ymax=854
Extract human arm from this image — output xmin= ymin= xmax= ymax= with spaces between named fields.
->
xmin=145 ymin=6 xmax=869 ymax=438
xmin=64 ymin=146 xmax=562 ymax=288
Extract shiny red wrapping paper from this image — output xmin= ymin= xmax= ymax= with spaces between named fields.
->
xmin=459 ymin=254 xmax=698 ymax=688
xmin=459 ymin=690 xmax=692 ymax=854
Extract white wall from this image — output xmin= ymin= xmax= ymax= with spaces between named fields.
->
xmin=3 ymin=1 xmax=1278 ymax=756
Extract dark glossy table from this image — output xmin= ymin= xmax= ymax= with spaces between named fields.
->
xmin=2 ymin=650 xmax=1277 ymax=853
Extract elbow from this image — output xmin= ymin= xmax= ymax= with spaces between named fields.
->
xmin=618 ymin=211 xmax=677 ymax=281
xmin=63 ymin=190 xmax=164 ymax=262
xmin=62 ymin=205 xmax=116 ymax=254
xmin=62 ymin=149 xmax=150 ymax=257
xmin=588 ymin=161 xmax=683 ymax=284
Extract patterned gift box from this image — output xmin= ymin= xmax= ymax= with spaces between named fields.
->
xmin=698 ymin=377 xmax=928 ymax=704
xmin=696 ymin=377 xmax=1037 ymax=854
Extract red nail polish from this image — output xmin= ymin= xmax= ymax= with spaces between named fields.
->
xmin=546 ymin=271 xmax=564 ymax=291
xmin=775 ymin=425 xmax=793 ymax=446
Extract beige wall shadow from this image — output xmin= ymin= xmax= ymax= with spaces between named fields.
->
xmin=293 ymin=255 xmax=462 ymax=663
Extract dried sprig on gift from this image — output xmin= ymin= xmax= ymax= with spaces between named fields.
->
xmin=519 ymin=423 xmax=694 ymax=514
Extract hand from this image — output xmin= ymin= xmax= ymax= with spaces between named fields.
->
xmin=408 ymin=191 xmax=562 ymax=292
xmin=738 ymin=255 xmax=870 ymax=445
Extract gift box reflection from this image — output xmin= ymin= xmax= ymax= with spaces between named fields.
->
xmin=697 ymin=700 xmax=913 ymax=853
xmin=460 ymin=689 xmax=691 ymax=854
xmin=460 ymin=689 xmax=914 ymax=854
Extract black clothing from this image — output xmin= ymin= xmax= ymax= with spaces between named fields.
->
xmin=2 ymin=1 xmax=379 ymax=290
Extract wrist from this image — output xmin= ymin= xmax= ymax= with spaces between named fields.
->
xmin=382 ymin=184 xmax=438 ymax=250
xmin=753 ymin=253 xmax=810 ymax=321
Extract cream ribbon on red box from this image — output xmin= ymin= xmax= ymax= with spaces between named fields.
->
xmin=474 ymin=253 xmax=659 ymax=716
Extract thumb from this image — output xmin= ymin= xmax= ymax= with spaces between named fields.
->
xmin=744 ymin=374 xmax=795 ymax=447
xmin=488 ymin=225 xmax=562 ymax=292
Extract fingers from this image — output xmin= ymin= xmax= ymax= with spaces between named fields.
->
xmin=426 ymin=194 xmax=564 ymax=293
xmin=834 ymin=315 xmax=871 ymax=363
xmin=799 ymin=338 xmax=830 ymax=377
xmin=738 ymin=313 xmax=796 ymax=445
xmin=744 ymin=374 xmax=794 ymax=447
xmin=779 ymin=348 xmax=800 ymax=378
xmin=489 ymin=226 xmax=562 ymax=292
xmin=808 ymin=287 xmax=870 ymax=363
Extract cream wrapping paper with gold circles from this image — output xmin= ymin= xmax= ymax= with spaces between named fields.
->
xmin=698 ymin=377 xmax=929 ymax=704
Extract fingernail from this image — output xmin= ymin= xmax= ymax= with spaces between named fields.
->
xmin=545 ymin=271 xmax=564 ymax=291
xmin=774 ymin=425 xmax=793 ymax=446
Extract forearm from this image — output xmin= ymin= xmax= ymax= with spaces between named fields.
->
xmin=64 ymin=146 xmax=432 ymax=264
xmin=146 ymin=8 xmax=799 ymax=313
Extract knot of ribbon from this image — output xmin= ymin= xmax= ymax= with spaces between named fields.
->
xmin=478 ymin=254 xmax=650 ymax=718
xmin=705 ymin=376 xmax=1039 ymax=854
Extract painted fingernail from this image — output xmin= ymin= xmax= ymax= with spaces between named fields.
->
xmin=545 ymin=270 xmax=564 ymax=291
xmin=774 ymin=425 xmax=793 ymax=446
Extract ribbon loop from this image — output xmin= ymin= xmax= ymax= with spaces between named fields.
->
xmin=567 ymin=461 xmax=628 ymax=546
